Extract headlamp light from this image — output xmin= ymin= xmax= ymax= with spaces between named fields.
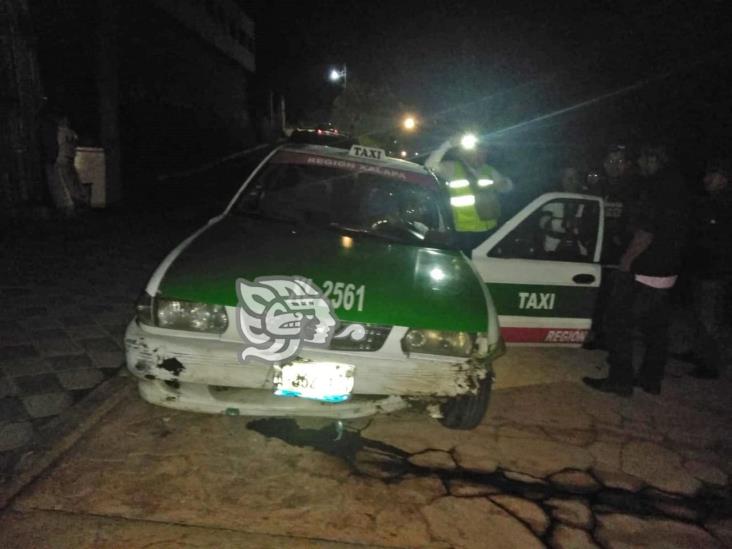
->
xmin=401 ymin=329 xmax=476 ymax=357
xmin=135 ymin=293 xmax=228 ymax=334
xmin=460 ymin=133 xmax=478 ymax=150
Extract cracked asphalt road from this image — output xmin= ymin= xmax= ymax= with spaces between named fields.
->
xmin=0 ymin=347 xmax=729 ymax=548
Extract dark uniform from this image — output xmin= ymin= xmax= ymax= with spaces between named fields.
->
xmin=583 ymin=174 xmax=638 ymax=349
xmin=689 ymin=188 xmax=732 ymax=377
xmin=603 ymin=169 xmax=688 ymax=392
xmin=601 ymin=176 xmax=639 ymax=265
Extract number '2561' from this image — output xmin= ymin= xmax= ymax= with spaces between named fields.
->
xmin=321 ymin=281 xmax=365 ymax=311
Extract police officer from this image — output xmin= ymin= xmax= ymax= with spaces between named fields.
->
xmin=599 ymin=145 xmax=638 ymax=263
xmin=583 ymin=145 xmax=638 ymax=350
xmin=686 ymin=160 xmax=732 ymax=379
xmin=425 ymin=133 xmax=513 ymax=252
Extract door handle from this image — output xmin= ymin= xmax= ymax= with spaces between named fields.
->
xmin=572 ymin=273 xmax=595 ymax=284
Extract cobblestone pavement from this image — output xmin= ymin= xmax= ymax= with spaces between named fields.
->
xmin=0 ymin=149 xmax=273 ymax=484
xmin=0 ymin=205 xmax=216 ymax=483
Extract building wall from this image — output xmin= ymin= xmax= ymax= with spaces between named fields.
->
xmin=27 ymin=0 xmax=258 ymax=197
xmin=152 ymin=0 xmax=255 ymax=73
xmin=1 ymin=0 xmax=43 ymax=215
xmin=119 ymin=2 xmax=258 ymax=178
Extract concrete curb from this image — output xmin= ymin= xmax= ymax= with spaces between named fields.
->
xmin=0 ymin=375 xmax=134 ymax=510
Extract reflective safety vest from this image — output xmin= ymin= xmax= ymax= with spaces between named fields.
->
xmin=447 ymin=162 xmax=500 ymax=232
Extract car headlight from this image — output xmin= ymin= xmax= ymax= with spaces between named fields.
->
xmin=401 ymin=329 xmax=476 ymax=357
xmin=136 ymin=293 xmax=228 ymax=333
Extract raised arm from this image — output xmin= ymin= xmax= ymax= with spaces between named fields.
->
xmin=424 ymin=135 xmax=461 ymax=172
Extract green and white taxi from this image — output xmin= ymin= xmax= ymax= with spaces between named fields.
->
xmin=125 ymin=143 xmax=604 ymax=429
xmin=126 ymin=144 xmax=500 ymax=429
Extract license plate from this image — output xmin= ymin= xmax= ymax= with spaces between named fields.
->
xmin=273 ymin=361 xmax=355 ymax=403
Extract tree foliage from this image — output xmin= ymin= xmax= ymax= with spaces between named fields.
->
xmin=330 ymin=76 xmax=406 ymax=148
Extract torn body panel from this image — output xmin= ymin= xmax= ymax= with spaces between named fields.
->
xmin=125 ymin=320 xmax=491 ymax=417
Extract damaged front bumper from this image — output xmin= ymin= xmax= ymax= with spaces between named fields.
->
xmin=124 ymin=320 xmax=492 ymax=418
xmin=137 ymin=378 xmax=409 ymax=419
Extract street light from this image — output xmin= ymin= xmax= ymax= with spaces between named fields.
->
xmin=328 ymin=65 xmax=347 ymax=88
xmin=402 ymin=115 xmax=416 ymax=131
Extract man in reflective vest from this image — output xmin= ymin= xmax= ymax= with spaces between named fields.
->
xmin=425 ymin=134 xmax=513 ymax=252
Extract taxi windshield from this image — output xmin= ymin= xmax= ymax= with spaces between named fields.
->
xmin=234 ymin=153 xmax=454 ymax=247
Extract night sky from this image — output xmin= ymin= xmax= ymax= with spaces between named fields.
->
xmin=250 ymin=0 xmax=732 ymax=180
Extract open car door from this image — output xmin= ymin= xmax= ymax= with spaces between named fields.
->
xmin=471 ymin=192 xmax=604 ymax=346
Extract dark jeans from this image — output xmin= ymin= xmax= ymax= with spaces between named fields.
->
xmin=692 ymin=277 xmax=730 ymax=376
xmin=605 ymin=272 xmax=671 ymax=388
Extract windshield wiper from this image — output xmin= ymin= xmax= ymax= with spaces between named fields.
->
xmin=333 ymin=221 xmax=460 ymax=250
xmin=326 ymin=222 xmax=413 ymax=244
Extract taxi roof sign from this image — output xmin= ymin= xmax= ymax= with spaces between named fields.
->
xmin=349 ymin=145 xmax=386 ymax=160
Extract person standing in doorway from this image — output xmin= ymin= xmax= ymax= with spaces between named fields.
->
xmin=55 ymin=115 xmax=88 ymax=215
xmin=45 ymin=114 xmax=75 ymax=216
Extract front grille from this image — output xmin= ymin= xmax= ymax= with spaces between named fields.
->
xmin=328 ymin=323 xmax=391 ymax=352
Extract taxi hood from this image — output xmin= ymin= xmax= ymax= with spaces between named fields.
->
xmin=157 ymin=216 xmax=488 ymax=332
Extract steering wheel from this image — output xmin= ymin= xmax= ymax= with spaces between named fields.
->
xmin=369 ymin=218 xmax=425 ymax=240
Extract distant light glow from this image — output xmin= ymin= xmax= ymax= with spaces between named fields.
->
xmin=400 ymin=150 xmax=407 ymax=157
xmin=461 ymin=133 xmax=478 ymax=150
xmin=329 ymin=68 xmax=341 ymax=81
xmin=430 ymin=267 xmax=446 ymax=281
xmin=477 ymin=178 xmax=494 ymax=187
xmin=403 ymin=116 xmax=416 ymax=130
xmin=341 ymin=235 xmax=353 ymax=249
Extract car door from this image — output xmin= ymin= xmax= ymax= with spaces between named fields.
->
xmin=471 ymin=192 xmax=604 ymax=346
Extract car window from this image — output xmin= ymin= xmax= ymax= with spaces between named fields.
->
xmin=235 ymin=155 xmax=451 ymax=246
xmin=489 ymin=199 xmax=599 ymax=262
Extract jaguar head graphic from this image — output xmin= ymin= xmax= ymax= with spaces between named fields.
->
xmin=235 ymin=276 xmax=337 ymax=363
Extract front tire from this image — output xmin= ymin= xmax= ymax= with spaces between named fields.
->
xmin=438 ymin=375 xmax=492 ymax=430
